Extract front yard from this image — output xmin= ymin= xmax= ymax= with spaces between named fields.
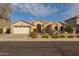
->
xmin=0 ymin=34 xmax=79 ymax=41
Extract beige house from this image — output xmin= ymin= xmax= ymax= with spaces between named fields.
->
xmin=11 ymin=20 xmax=65 ymax=34
xmin=0 ymin=18 xmax=11 ymax=34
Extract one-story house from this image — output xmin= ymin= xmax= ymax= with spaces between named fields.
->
xmin=10 ymin=20 xmax=65 ymax=35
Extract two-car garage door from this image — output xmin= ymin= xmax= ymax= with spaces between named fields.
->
xmin=13 ymin=27 xmax=30 ymax=34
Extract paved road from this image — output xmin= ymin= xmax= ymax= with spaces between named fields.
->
xmin=0 ymin=34 xmax=79 ymax=56
xmin=0 ymin=41 xmax=79 ymax=56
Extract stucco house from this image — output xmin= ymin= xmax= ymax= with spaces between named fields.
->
xmin=11 ymin=20 xmax=65 ymax=35
xmin=0 ymin=17 xmax=11 ymax=34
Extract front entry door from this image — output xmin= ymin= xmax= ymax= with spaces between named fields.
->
xmin=37 ymin=24 xmax=42 ymax=33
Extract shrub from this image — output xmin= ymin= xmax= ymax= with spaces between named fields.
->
xmin=45 ymin=27 xmax=55 ymax=35
xmin=67 ymin=35 xmax=74 ymax=38
xmin=76 ymin=35 xmax=79 ymax=38
xmin=51 ymin=35 xmax=60 ymax=38
xmin=42 ymin=34 xmax=49 ymax=38
xmin=0 ymin=28 xmax=3 ymax=34
xmin=33 ymin=29 xmax=38 ymax=32
xmin=54 ymin=31 xmax=59 ymax=35
xmin=30 ymin=29 xmax=38 ymax=38
xmin=60 ymin=35 xmax=65 ymax=38
xmin=64 ymin=25 xmax=73 ymax=33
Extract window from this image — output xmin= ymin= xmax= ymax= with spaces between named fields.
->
xmin=55 ymin=26 xmax=58 ymax=31
xmin=61 ymin=26 xmax=64 ymax=31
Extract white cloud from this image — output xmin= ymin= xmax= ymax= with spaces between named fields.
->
xmin=13 ymin=3 xmax=58 ymax=18
xmin=64 ymin=3 xmax=79 ymax=20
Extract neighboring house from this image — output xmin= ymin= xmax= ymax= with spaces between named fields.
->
xmin=65 ymin=16 xmax=79 ymax=33
xmin=11 ymin=20 xmax=65 ymax=34
xmin=0 ymin=18 xmax=11 ymax=34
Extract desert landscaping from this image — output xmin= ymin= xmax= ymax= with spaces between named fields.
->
xmin=0 ymin=3 xmax=79 ymax=56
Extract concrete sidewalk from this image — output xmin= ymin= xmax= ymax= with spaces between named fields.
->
xmin=0 ymin=38 xmax=79 ymax=41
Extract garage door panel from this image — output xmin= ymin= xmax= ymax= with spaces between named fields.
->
xmin=13 ymin=27 xmax=30 ymax=34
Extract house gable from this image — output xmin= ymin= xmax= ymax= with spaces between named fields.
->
xmin=30 ymin=20 xmax=49 ymax=27
xmin=45 ymin=22 xmax=58 ymax=27
xmin=11 ymin=20 xmax=33 ymax=27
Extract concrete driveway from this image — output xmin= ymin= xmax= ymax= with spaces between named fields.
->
xmin=2 ymin=34 xmax=29 ymax=39
xmin=0 ymin=34 xmax=30 ymax=41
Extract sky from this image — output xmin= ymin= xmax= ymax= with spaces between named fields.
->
xmin=10 ymin=3 xmax=79 ymax=22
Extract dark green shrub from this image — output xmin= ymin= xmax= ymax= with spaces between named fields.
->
xmin=60 ymin=35 xmax=65 ymax=38
xmin=0 ymin=28 xmax=3 ymax=34
xmin=42 ymin=34 xmax=49 ymax=38
xmin=33 ymin=29 xmax=38 ymax=32
xmin=76 ymin=35 xmax=79 ymax=38
xmin=51 ymin=35 xmax=60 ymax=38
xmin=6 ymin=28 xmax=10 ymax=34
xmin=67 ymin=35 xmax=74 ymax=38
xmin=64 ymin=25 xmax=73 ymax=33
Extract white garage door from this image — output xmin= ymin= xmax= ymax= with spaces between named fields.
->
xmin=13 ymin=27 xmax=30 ymax=34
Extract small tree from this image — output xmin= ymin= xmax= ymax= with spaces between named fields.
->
xmin=64 ymin=25 xmax=73 ymax=33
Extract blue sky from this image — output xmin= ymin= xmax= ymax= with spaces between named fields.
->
xmin=10 ymin=3 xmax=79 ymax=22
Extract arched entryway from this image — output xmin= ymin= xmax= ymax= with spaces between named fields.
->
xmin=37 ymin=24 xmax=42 ymax=33
xmin=55 ymin=26 xmax=58 ymax=31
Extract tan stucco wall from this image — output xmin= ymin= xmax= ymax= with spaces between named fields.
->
xmin=76 ymin=17 xmax=79 ymax=24
xmin=31 ymin=21 xmax=45 ymax=30
xmin=11 ymin=21 xmax=32 ymax=34
xmin=56 ymin=22 xmax=64 ymax=31
xmin=11 ymin=20 xmax=65 ymax=34
xmin=45 ymin=22 xmax=64 ymax=31
xmin=0 ymin=18 xmax=11 ymax=33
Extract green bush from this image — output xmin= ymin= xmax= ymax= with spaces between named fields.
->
xmin=64 ymin=25 xmax=73 ymax=33
xmin=42 ymin=34 xmax=49 ymax=38
xmin=0 ymin=28 xmax=3 ymax=34
xmin=67 ymin=35 xmax=74 ymax=38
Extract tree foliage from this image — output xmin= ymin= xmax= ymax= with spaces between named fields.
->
xmin=0 ymin=3 xmax=12 ymax=20
xmin=64 ymin=25 xmax=73 ymax=33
